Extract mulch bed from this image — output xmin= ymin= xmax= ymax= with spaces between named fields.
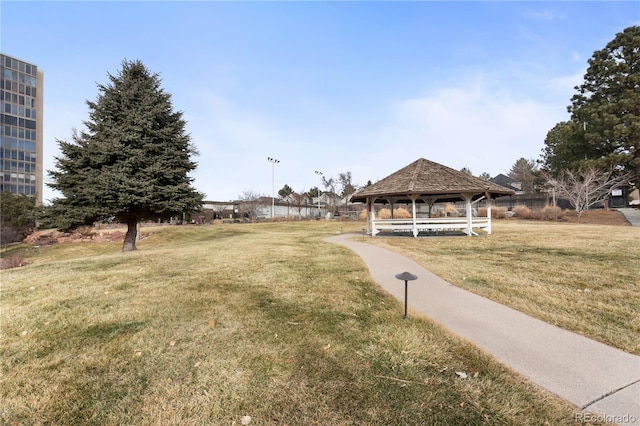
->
xmin=559 ymin=209 xmax=631 ymax=226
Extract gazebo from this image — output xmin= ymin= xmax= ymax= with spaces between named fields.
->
xmin=350 ymin=158 xmax=515 ymax=237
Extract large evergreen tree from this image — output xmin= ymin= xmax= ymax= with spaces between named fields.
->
xmin=541 ymin=121 xmax=597 ymax=176
xmin=47 ymin=60 xmax=203 ymax=251
xmin=542 ymin=26 xmax=639 ymax=183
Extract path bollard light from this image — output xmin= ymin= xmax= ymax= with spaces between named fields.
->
xmin=395 ymin=271 xmax=418 ymax=319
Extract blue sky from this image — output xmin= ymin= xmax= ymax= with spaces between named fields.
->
xmin=2 ymin=1 xmax=639 ymax=203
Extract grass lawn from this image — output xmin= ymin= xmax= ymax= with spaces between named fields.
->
xmin=365 ymin=219 xmax=640 ymax=356
xmin=1 ymin=221 xmax=611 ymax=425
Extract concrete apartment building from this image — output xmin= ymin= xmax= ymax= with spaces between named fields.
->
xmin=0 ymin=54 xmax=43 ymax=205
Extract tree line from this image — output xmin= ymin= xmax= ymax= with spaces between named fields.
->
xmin=2 ymin=26 xmax=637 ymax=250
xmin=539 ymin=26 xmax=638 ymax=214
xmin=466 ymin=26 xmax=638 ymax=215
xmin=236 ymin=171 xmax=362 ymax=220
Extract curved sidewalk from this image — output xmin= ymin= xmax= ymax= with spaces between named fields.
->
xmin=327 ymin=233 xmax=640 ymax=424
xmin=618 ymin=208 xmax=640 ymax=227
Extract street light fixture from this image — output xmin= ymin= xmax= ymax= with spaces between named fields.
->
xmin=268 ymin=157 xmax=280 ymax=219
xmin=315 ymin=170 xmax=323 ymax=218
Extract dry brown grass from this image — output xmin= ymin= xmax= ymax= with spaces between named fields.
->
xmin=0 ymin=222 xmax=590 ymax=425
xmin=365 ymin=220 xmax=640 ymax=355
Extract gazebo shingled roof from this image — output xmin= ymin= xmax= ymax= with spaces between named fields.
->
xmin=351 ymin=158 xmax=515 ymax=204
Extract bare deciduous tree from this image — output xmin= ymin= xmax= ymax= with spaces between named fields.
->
xmin=290 ymin=191 xmax=310 ymax=219
xmin=321 ymin=176 xmax=339 ymax=215
xmin=238 ymin=189 xmax=264 ymax=220
xmin=544 ymin=167 xmax=631 ymax=216
xmin=338 ymin=171 xmax=357 ymax=215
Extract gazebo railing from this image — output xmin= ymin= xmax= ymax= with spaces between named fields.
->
xmin=371 ymin=217 xmax=490 ymax=236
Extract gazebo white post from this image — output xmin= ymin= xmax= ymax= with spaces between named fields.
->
xmin=485 ymin=191 xmax=492 ymax=235
xmin=370 ymin=198 xmax=378 ymax=236
xmin=410 ymin=195 xmax=419 ymax=237
xmin=463 ymin=193 xmax=473 ymax=236
xmin=366 ymin=197 xmax=371 ymax=235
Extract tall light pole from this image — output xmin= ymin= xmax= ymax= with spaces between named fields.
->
xmin=315 ymin=170 xmax=323 ymax=218
xmin=268 ymin=157 xmax=280 ymax=218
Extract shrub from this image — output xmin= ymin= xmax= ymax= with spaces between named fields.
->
xmin=0 ymin=254 xmax=27 ymax=270
xmin=443 ymin=203 xmax=460 ymax=216
xmin=513 ymin=205 xmax=532 ymax=219
xmin=0 ymin=192 xmax=37 ymax=243
xmin=76 ymin=225 xmax=96 ymax=237
xmin=478 ymin=207 xmax=508 ymax=219
xmin=393 ymin=207 xmax=412 ymax=218
xmin=377 ymin=207 xmax=412 ymax=219
xmin=511 ymin=205 xmax=563 ymax=221
xmin=540 ymin=205 xmax=563 ymax=220
xmin=493 ymin=207 xmax=508 ymax=219
xmin=377 ymin=208 xmax=391 ymax=219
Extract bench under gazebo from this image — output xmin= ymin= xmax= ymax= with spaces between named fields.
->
xmin=351 ymin=158 xmax=515 ymax=237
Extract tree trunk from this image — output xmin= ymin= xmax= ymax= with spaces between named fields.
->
xmin=635 ymin=149 xmax=640 ymax=188
xmin=123 ymin=218 xmax=138 ymax=252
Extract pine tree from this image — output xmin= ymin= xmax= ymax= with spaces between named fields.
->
xmin=508 ymin=158 xmax=538 ymax=193
xmin=278 ymin=184 xmax=294 ymax=199
xmin=47 ymin=60 xmax=203 ymax=251
xmin=567 ymin=26 xmax=639 ymax=183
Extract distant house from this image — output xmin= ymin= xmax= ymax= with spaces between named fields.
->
xmin=491 ymin=174 xmax=575 ymax=211
xmin=200 ymin=198 xmax=319 ymax=221
xmin=491 ymin=174 xmax=524 ymax=195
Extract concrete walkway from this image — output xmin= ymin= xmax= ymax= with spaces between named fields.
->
xmin=618 ymin=208 xmax=640 ymax=227
xmin=327 ymin=233 xmax=640 ymax=425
